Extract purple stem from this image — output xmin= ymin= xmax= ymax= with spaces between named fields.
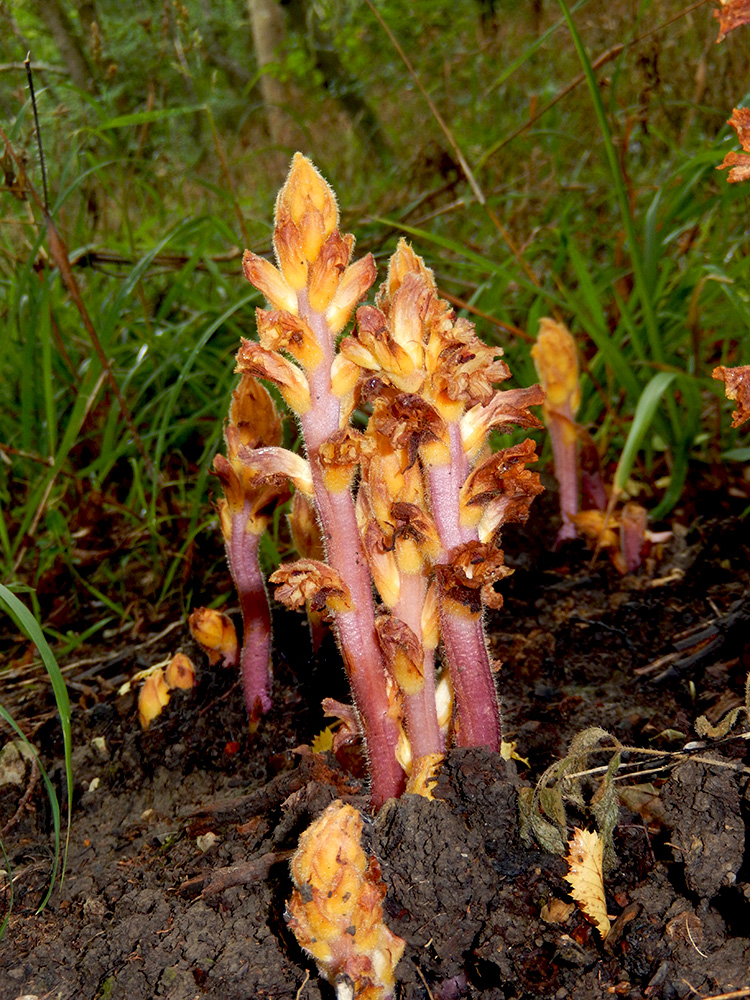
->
xmin=298 ymin=292 xmax=405 ymax=807
xmin=428 ymin=422 xmax=502 ymax=751
xmin=226 ymin=503 xmax=273 ymax=720
xmin=395 ymin=572 xmax=443 ymax=761
xmin=547 ymin=416 xmax=578 ymax=544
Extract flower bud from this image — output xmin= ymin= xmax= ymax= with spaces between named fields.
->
xmin=138 ymin=669 xmax=170 ymax=729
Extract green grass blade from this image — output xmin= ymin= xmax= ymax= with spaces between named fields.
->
xmin=0 ymin=837 xmax=14 ymax=938
xmin=557 ymin=0 xmax=662 ymax=364
xmin=0 ymin=585 xmax=72 ymax=880
xmin=613 ymin=372 xmax=677 ymax=495
xmin=0 ymin=703 xmax=62 ymax=916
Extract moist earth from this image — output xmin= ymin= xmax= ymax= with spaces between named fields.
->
xmin=2 ymin=492 xmax=750 ymax=999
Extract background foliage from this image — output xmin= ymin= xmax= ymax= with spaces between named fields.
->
xmin=0 ymin=0 xmax=748 ymax=653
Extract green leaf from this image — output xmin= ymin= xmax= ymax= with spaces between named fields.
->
xmin=0 ymin=585 xmax=72 ymax=893
xmin=613 ymin=372 xmax=677 ymax=494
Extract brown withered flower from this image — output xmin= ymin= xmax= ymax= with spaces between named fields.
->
xmin=460 ymin=438 xmax=544 ymax=539
xmin=713 ymin=364 xmax=750 ymax=426
xmin=717 ymin=108 xmax=750 ymax=184
xmin=714 ymin=0 xmax=750 ymax=43
xmin=438 ymin=541 xmax=514 ymax=611
xmin=235 ymin=338 xmax=311 ymax=415
xmin=270 ymin=559 xmax=353 ymax=620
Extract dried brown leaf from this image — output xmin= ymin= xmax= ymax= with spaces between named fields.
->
xmin=714 ymin=0 xmax=750 ymax=42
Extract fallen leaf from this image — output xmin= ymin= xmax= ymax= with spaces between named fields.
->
xmin=564 ymin=827 xmax=611 ymax=940
xmin=540 ymin=897 xmax=575 ymax=924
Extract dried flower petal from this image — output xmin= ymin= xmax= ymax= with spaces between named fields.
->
xmin=389 ymin=501 xmax=441 ymax=573
xmin=713 ymin=363 xmax=750 ymax=427
xmin=213 ymin=453 xmax=293 ymax=528
xmin=717 ymin=108 xmax=750 ymax=183
xmin=270 ymin=559 xmax=353 ymax=620
xmin=714 ymin=0 xmax=750 ymax=42
xmin=359 ymin=517 xmax=401 ymax=609
xmin=460 ymin=385 xmax=545 ymax=458
xmin=242 ymin=250 xmax=298 ymax=314
xmin=437 ymin=543 xmax=513 ymax=613
xmin=236 ymin=338 xmax=311 ymax=414
xmin=376 ymin=615 xmax=424 ymax=696
xmin=461 ymin=438 xmax=541 ymax=509
xmin=256 ymin=308 xmax=323 ymax=371
xmin=370 ymin=394 xmax=449 ymax=468
xmin=318 ymin=427 xmax=373 ymax=492
xmin=564 ymin=828 xmax=611 ymax=940
xmin=238 ymin=445 xmax=314 ymax=496
xmin=432 ymin=340 xmax=511 ymax=411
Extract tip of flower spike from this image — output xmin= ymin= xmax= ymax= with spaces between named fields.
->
xmin=288 ymin=801 xmax=405 ymax=998
xmin=276 ymin=154 xmax=339 ymax=265
xmin=381 ymin=239 xmax=436 ymax=305
xmin=531 ymin=318 xmax=581 ymax=414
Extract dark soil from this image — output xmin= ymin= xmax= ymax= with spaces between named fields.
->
xmin=2 ymin=491 xmax=750 ymax=1000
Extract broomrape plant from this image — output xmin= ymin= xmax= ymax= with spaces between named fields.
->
xmin=210 ymin=153 xmax=544 ymax=810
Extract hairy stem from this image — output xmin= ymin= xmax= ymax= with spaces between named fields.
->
xmin=226 ymin=504 xmax=272 ymax=720
xmin=429 ymin=422 xmax=502 ymax=751
xmin=395 ymin=572 xmax=442 ymax=760
xmin=299 ymin=292 xmax=405 ymax=806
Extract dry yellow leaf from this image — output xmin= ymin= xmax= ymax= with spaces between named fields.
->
xmin=564 ymin=827 xmax=611 ymax=940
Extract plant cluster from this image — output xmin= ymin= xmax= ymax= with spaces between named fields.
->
xmin=208 ymin=153 xmax=544 ymax=807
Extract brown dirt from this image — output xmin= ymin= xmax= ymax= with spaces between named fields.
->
xmin=2 ymin=491 xmax=750 ymax=1000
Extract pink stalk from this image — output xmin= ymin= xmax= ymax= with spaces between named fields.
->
xmin=394 ymin=572 xmax=442 ymax=760
xmin=298 ymin=292 xmax=405 ymax=806
xmin=547 ymin=414 xmax=579 ymax=543
xmin=225 ymin=502 xmax=273 ymax=720
xmin=429 ymin=422 xmax=502 ymax=751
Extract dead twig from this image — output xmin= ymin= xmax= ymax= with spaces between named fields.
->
xmin=178 ymin=850 xmax=292 ymax=897
xmin=0 ymin=755 xmax=39 ymax=837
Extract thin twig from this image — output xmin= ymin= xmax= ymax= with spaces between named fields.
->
xmin=695 ymin=991 xmax=750 ymax=1000
xmin=0 ymin=443 xmax=54 ymax=466
xmin=439 ymin=288 xmax=533 ymax=343
xmin=0 ymin=755 xmax=39 ymax=837
xmin=478 ymin=0 xmax=711 ymax=168
xmin=25 ymin=54 xmax=48 ymax=210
